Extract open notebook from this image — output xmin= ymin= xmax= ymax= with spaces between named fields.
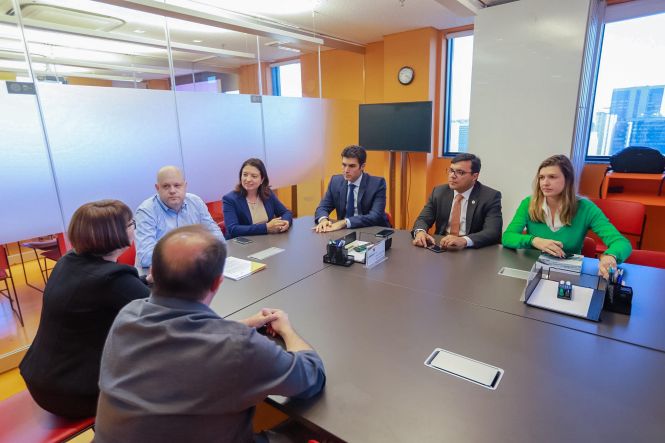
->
xmin=223 ymin=257 xmax=267 ymax=281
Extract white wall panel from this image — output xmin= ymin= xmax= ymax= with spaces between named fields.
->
xmin=38 ymin=83 xmax=182 ymax=223
xmin=176 ymin=92 xmax=264 ymax=202
xmin=0 ymin=82 xmax=64 ymax=243
xmin=262 ymin=96 xmax=325 ymax=188
xmin=468 ymin=0 xmax=592 ymax=227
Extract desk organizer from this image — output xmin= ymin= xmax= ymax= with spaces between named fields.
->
xmin=604 ymin=283 xmax=633 ymax=315
xmin=323 ymin=243 xmax=354 ymax=267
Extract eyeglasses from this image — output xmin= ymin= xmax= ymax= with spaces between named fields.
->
xmin=448 ymin=168 xmax=473 ymax=177
xmin=127 ymin=219 xmax=136 ymax=229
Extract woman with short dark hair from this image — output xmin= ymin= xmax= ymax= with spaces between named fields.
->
xmin=502 ymin=155 xmax=632 ymax=279
xmin=222 ymin=158 xmax=293 ymax=239
xmin=20 ymin=200 xmax=149 ymax=418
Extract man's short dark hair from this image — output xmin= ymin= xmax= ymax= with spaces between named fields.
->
xmin=451 ymin=153 xmax=481 ymax=174
xmin=152 ymin=226 xmax=227 ymax=301
xmin=341 ymin=145 xmax=367 ymax=166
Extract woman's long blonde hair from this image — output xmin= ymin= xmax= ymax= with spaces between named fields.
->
xmin=528 ymin=155 xmax=577 ymax=225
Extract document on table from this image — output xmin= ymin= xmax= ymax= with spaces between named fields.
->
xmin=248 ymin=247 xmax=284 ymax=261
xmin=223 ymin=256 xmax=266 ymax=281
xmin=526 ymin=279 xmax=594 ymax=318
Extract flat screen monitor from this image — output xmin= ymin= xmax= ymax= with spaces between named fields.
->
xmin=359 ymin=101 xmax=432 ymax=153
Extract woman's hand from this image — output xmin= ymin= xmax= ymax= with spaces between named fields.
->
xmin=531 ymin=237 xmax=565 ymax=258
xmin=267 ymin=217 xmax=289 ymax=234
xmin=598 ymin=254 xmax=617 ymax=280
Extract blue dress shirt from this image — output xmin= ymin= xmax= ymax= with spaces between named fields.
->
xmin=135 ymin=193 xmax=225 ymax=268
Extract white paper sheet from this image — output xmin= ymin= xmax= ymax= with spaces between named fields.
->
xmin=527 ymin=279 xmax=593 ymax=318
xmin=223 ymin=257 xmax=253 ymax=281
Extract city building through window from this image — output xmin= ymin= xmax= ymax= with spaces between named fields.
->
xmin=587 ymin=11 xmax=665 ymax=158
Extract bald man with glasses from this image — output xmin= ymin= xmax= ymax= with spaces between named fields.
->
xmin=412 ymin=153 xmax=503 ymax=250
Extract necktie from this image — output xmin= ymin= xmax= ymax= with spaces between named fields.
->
xmin=449 ymin=194 xmax=464 ymax=236
xmin=346 ymin=183 xmax=356 ymax=218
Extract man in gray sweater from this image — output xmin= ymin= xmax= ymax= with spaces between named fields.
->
xmin=94 ymin=225 xmax=326 ymax=443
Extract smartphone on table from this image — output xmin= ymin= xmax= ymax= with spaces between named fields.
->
xmin=234 ymin=237 xmax=253 ymax=245
xmin=427 ymin=244 xmax=446 ymax=253
xmin=375 ymin=229 xmax=394 ymax=238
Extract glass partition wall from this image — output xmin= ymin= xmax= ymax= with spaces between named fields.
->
xmin=0 ymin=0 xmax=325 ymax=361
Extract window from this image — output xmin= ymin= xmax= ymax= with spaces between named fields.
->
xmin=587 ymin=10 xmax=665 ymax=158
xmin=271 ymin=62 xmax=302 ymax=97
xmin=443 ymin=33 xmax=474 ymax=155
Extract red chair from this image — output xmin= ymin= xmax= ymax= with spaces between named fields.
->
xmin=385 ymin=212 xmax=394 ymax=228
xmin=0 ymin=390 xmax=94 ymax=443
xmin=581 ymin=236 xmax=597 ymax=258
xmin=206 ymin=200 xmax=224 ymax=224
xmin=219 ymin=220 xmax=227 ymax=236
xmin=18 ymin=233 xmax=68 ymax=291
xmin=589 ymin=198 xmax=646 ymax=254
xmin=624 ymin=250 xmax=665 ymax=269
xmin=1 ymin=245 xmax=22 ymax=326
xmin=117 ymin=242 xmax=136 ymax=266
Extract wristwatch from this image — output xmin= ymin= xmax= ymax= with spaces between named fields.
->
xmin=412 ymin=228 xmax=426 ymax=239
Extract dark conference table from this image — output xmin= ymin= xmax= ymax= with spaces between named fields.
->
xmin=213 ymin=219 xmax=665 ymax=441
xmin=344 ymin=228 xmax=665 ymax=353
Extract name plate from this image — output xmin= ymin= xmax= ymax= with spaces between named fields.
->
xmin=364 ymin=238 xmax=387 ymax=269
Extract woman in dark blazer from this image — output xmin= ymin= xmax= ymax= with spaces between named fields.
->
xmin=19 ymin=200 xmax=150 ymax=418
xmin=222 ymin=158 xmax=293 ymax=239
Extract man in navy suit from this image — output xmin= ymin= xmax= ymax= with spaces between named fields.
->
xmin=314 ymin=145 xmax=390 ymax=233
xmin=412 ymin=153 xmax=502 ymax=250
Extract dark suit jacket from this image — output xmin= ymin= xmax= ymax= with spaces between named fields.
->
xmin=20 ymin=252 xmax=150 ymax=399
xmin=412 ymin=181 xmax=502 ymax=248
xmin=314 ymin=173 xmax=389 ymax=228
xmin=222 ymin=190 xmax=293 ymax=239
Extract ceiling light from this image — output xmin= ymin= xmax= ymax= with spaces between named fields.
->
xmin=133 ymin=29 xmax=145 ymax=33
xmin=192 ymin=0 xmax=317 ymax=15
xmin=192 ymin=39 xmax=202 ymax=43
xmin=277 ymin=46 xmax=300 ymax=53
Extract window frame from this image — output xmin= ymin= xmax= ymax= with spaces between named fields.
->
xmin=442 ymin=30 xmax=474 ymax=157
xmin=584 ymin=0 xmax=665 ymax=162
xmin=269 ymin=59 xmax=302 ymax=97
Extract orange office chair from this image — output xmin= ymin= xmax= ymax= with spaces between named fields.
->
xmin=581 ymin=236 xmax=597 ymax=258
xmin=18 ymin=233 xmax=68 ymax=292
xmin=206 ymin=200 xmax=224 ymax=224
xmin=1 ymin=245 xmax=23 ymax=326
xmin=0 ymin=390 xmax=95 ymax=443
xmin=624 ymin=250 xmax=665 ymax=269
xmin=117 ymin=242 xmax=136 ymax=266
xmin=385 ymin=212 xmax=394 ymax=228
xmin=589 ymin=198 xmax=646 ymax=254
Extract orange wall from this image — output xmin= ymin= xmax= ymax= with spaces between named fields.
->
xmin=67 ymin=77 xmax=112 ymax=87
xmin=382 ymin=28 xmax=439 ymax=228
xmin=144 ymin=79 xmax=170 ymax=90
xmin=238 ymin=63 xmax=271 ymax=95
xmin=0 ymin=72 xmax=16 ymax=81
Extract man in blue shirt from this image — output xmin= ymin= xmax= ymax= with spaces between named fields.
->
xmin=135 ymin=166 xmax=224 ymax=270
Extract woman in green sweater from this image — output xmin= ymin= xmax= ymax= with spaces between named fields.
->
xmin=502 ymin=155 xmax=632 ymax=279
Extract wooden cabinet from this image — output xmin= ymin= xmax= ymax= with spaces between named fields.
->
xmin=600 ymin=172 xmax=665 ymax=207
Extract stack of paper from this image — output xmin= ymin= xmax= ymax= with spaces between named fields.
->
xmin=223 ymin=256 xmax=267 ymax=281
xmin=535 ymin=253 xmax=583 ymax=274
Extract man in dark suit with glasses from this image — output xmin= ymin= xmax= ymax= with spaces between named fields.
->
xmin=412 ymin=153 xmax=502 ymax=250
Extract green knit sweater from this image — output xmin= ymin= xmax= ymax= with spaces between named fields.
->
xmin=502 ymin=197 xmax=632 ymax=263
